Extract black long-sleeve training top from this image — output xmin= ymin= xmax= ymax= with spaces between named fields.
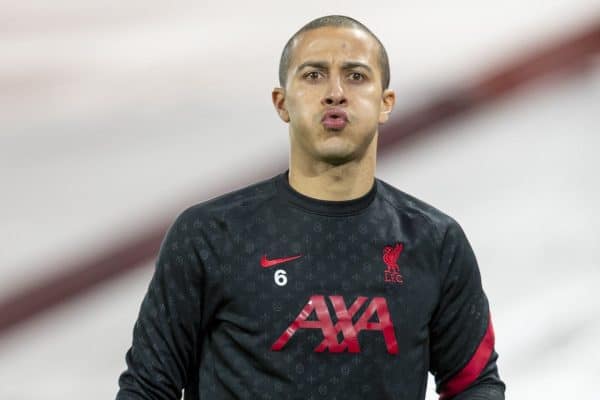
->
xmin=117 ymin=170 xmax=505 ymax=399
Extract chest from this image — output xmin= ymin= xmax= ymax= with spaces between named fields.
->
xmin=211 ymin=209 xmax=442 ymax=356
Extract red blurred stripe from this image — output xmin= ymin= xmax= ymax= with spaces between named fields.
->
xmin=378 ymin=20 xmax=600 ymax=152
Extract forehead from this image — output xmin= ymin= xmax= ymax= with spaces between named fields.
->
xmin=290 ymin=26 xmax=380 ymax=69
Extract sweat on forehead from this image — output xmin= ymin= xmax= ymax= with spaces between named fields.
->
xmin=278 ymin=15 xmax=390 ymax=90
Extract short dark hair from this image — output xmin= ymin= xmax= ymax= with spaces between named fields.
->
xmin=278 ymin=15 xmax=390 ymax=90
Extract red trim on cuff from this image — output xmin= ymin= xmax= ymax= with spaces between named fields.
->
xmin=440 ymin=314 xmax=495 ymax=399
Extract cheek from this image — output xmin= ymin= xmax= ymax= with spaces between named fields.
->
xmin=288 ymin=90 xmax=318 ymax=121
xmin=354 ymin=92 xmax=381 ymax=120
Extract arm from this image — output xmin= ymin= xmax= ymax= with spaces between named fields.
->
xmin=117 ymin=210 xmax=204 ymax=399
xmin=429 ymin=219 xmax=505 ymax=400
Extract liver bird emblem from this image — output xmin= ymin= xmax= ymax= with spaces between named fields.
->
xmin=383 ymin=242 xmax=403 ymax=273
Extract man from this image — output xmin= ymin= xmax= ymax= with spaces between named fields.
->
xmin=117 ymin=15 xmax=505 ymax=399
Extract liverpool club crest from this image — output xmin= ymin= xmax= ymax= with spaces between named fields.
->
xmin=383 ymin=242 xmax=404 ymax=284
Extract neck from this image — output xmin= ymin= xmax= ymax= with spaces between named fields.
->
xmin=288 ymin=132 xmax=378 ymax=201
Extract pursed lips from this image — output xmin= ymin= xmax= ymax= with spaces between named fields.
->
xmin=321 ymin=108 xmax=348 ymax=129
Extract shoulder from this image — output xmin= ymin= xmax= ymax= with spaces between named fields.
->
xmin=375 ymin=177 xmax=462 ymax=243
xmin=170 ymin=174 xmax=279 ymax=228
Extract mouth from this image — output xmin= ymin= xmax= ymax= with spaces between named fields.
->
xmin=321 ymin=108 xmax=348 ymax=130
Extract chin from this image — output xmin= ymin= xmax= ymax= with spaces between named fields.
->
xmin=314 ymin=138 xmax=360 ymax=162
xmin=316 ymin=148 xmax=357 ymax=165
xmin=319 ymin=155 xmax=352 ymax=166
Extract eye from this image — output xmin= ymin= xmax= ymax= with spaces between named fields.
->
xmin=349 ymin=72 xmax=365 ymax=81
xmin=304 ymin=71 xmax=323 ymax=80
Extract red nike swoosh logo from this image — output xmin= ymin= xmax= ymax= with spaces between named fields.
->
xmin=260 ymin=254 xmax=302 ymax=268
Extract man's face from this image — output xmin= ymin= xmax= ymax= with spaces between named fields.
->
xmin=273 ymin=26 xmax=395 ymax=165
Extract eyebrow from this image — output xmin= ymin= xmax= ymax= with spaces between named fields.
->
xmin=296 ymin=61 xmax=373 ymax=74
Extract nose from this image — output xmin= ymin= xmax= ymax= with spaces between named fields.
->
xmin=321 ymin=76 xmax=347 ymax=106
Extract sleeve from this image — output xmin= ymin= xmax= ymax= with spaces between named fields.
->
xmin=116 ymin=210 xmax=205 ymax=399
xmin=429 ymin=219 xmax=506 ymax=400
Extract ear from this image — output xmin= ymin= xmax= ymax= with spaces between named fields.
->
xmin=378 ymin=88 xmax=396 ymax=124
xmin=272 ymin=87 xmax=290 ymax=123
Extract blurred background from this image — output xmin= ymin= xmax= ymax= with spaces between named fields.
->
xmin=1 ymin=1 xmax=599 ymax=398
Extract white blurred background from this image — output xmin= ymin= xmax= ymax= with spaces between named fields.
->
xmin=1 ymin=1 xmax=599 ymax=399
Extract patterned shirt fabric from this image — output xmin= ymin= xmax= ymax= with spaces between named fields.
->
xmin=116 ymin=170 xmax=505 ymax=399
